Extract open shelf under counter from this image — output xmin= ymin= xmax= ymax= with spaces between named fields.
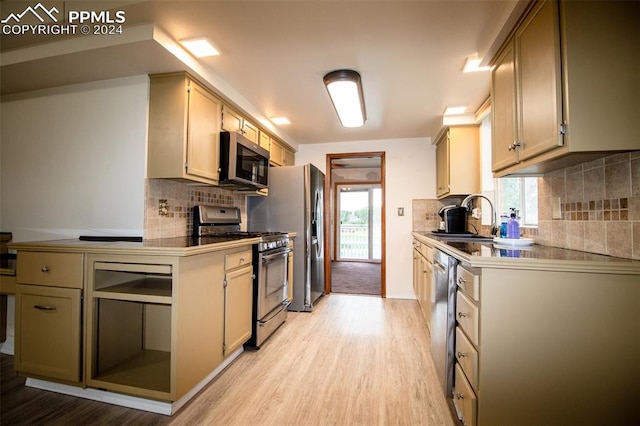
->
xmin=91 ymin=349 xmax=171 ymax=396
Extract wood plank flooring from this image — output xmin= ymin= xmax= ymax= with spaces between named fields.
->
xmin=1 ymin=294 xmax=456 ymax=426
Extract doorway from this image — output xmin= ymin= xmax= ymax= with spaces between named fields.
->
xmin=337 ymin=184 xmax=381 ymax=261
xmin=324 ymin=152 xmax=385 ymax=297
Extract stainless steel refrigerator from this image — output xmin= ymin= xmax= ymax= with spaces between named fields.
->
xmin=248 ymin=163 xmax=325 ymax=311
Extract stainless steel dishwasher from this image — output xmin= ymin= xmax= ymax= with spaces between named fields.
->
xmin=431 ymin=248 xmax=457 ymax=397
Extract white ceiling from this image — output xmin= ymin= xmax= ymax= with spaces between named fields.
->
xmin=0 ymin=1 xmax=527 ymax=147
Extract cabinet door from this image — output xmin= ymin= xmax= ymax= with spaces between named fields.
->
xmin=224 ymin=266 xmax=253 ymax=355
xmin=435 ymin=132 xmax=450 ymax=197
xmin=491 ymin=40 xmax=519 ymax=172
xmin=221 ymin=106 xmax=243 ymax=133
xmin=15 ymin=284 xmax=81 ymax=383
xmin=186 ymin=82 xmax=222 ymax=183
xmin=258 ymin=131 xmax=271 ymax=150
xmin=283 ymin=147 xmax=295 ymax=167
xmin=287 ymin=250 xmax=294 ymax=303
xmin=270 ymin=139 xmax=285 ymax=166
xmin=515 ymin=0 xmax=563 ymax=161
xmin=242 ymin=120 xmax=259 ymax=143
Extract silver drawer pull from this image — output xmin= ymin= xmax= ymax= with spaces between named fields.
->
xmin=34 ymin=304 xmax=56 ymax=311
xmin=457 ymin=351 xmax=467 ymax=358
xmin=41 ymin=266 xmax=50 ymax=273
xmin=458 ymin=312 xmax=468 ymax=318
xmin=458 ymin=277 xmax=466 ymax=284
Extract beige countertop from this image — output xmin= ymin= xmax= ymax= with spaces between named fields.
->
xmin=413 ymin=231 xmax=640 ymax=274
xmin=8 ymin=236 xmax=262 ymax=258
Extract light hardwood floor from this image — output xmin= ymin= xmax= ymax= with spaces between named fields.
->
xmin=1 ymin=294 xmax=456 ymax=425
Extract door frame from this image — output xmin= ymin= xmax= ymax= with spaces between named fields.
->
xmin=324 ymin=152 xmax=386 ymax=297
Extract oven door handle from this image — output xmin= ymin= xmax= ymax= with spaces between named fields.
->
xmin=261 ymin=248 xmax=291 ymax=262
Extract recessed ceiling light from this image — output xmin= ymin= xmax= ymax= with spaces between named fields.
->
xmin=180 ymin=37 xmax=220 ymax=57
xmin=444 ymin=106 xmax=467 ymax=115
xmin=463 ymin=56 xmax=490 ymax=73
xmin=271 ymin=117 xmax=291 ymax=125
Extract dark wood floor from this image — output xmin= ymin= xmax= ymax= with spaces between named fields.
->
xmin=0 ymin=353 xmax=172 ymax=425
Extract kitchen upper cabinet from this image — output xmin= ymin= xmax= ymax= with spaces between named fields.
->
xmin=435 ymin=125 xmax=480 ymax=199
xmin=491 ymin=0 xmax=640 ymax=176
xmin=258 ymin=131 xmax=271 ymax=150
xmin=221 ymin=106 xmax=259 ymax=143
xmin=270 ymin=138 xmax=295 ymax=167
xmin=148 ymin=73 xmax=222 ymax=185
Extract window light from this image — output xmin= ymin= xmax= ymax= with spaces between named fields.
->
xmin=323 ymin=69 xmax=366 ymax=128
xmin=180 ymin=37 xmax=220 ymax=57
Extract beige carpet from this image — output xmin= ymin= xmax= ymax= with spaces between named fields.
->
xmin=331 ymin=261 xmax=381 ymax=295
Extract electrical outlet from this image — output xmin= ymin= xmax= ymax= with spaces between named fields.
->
xmin=397 ymin=207 xmax=404 ymax=216
xmin=552 ymin=197 xmax=562 ymax=219
xmin=472 ymin=208 xmax=481 ymax=219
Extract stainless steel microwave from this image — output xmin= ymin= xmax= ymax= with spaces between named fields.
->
xmin=219 ymin=131 xmax=270 ymax=190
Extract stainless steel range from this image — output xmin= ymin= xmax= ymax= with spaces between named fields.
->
xmin=193 ymin=205 xmax=290 ymax=349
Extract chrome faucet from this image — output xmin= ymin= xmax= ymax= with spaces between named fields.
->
xmin=461 ymin=194 xmax=498 ymax=236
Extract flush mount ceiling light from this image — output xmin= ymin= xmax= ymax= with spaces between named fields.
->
xmin=323 ymin=69 xmax=366 ymax=128
xmin=180 ymin=37 xmax=220 ymax=57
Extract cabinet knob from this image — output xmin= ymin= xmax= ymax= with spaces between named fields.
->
xmin=458 ymin=311 xmax=468 ymax=318
xmin=456 ymin=392 xmax=464 ymax=400
xmin=508 ymin=141 xmax=522 ymax=151
xmin=41 ymin=266 xmax=50 ymax=273
xmin=457 ymin=351 xmax=467 ymax=358
xmin=240 ymin=257 xmax=245 ymax=263
xmin=458 ymin=277 xmax=466 ymax=284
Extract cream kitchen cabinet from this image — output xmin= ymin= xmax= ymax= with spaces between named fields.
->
xmin=10 ymin=239 xmax=257 ymax=413
xmin=221 ymin=105 xmax=259 ymax=143
xmin=270 ymin=138 xmax=295 ymax=167
xmin=434 ymin=125 xmax=480 ymax=199
xmin=14 ymin=252 xmax=83 ymax=383
xmin=412 ymin=239 xmax=432 ymax=327
xmin=258 ymin=131 xmax=271 ymax=150
xmin=148 ymin=73 xmax=223 ymax=186
xmin=491 ymin=0 xmax=640 ymax=176
xmin=223 ymin=248 xmax=253 ymax=356
xmin=450 ymin=261 xmax=640 ymax=426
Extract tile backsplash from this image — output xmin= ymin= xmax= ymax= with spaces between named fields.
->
xmin=145 ymin=179 xmax=246 ymax=239
xmin=413 ymin=151 xmax=639 ymax=260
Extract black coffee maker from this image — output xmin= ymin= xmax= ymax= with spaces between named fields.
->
xmin=438 ymin=205 xmax=468 ymax=233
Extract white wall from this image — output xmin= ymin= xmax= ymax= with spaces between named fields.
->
xmin=0 ymin=76 xmax=149 ymax=242
xmin=296 ymin=137 xmax=435 ymax=300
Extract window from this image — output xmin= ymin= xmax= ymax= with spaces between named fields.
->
xmin=496 ymin=177 xmax=538 ymax=226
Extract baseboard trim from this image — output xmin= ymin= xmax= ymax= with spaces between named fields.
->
xmin=25 ymin=346 xmax=244 ymax=415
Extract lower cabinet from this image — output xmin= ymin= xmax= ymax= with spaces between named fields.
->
xmin=412 ymin=239 xmax=433 ymax=328
xmin=15 ymin=284 xmax=82 ymax=383
xmin=223 ymin=249 xmax=253 ymax=356
xmin=13 ymin=245 xmax=255 ymax=405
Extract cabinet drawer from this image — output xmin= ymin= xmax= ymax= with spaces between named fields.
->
xmin=456 ymin=291 xmax=479 ymax=346
xmin=17 ymin=252 xmax=83 ymax=288
xmin=15 ymin=284 xmax=81 ymax=383
xmin=453 ymin=363 xmax=477 ymax=426
xmin=455 ymin=326 xmax=479 ymax=390
xmin=457 ymin=265 xmax=479 ymax=301
xmin=225 ymin=249 xmax=252 ymax=271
